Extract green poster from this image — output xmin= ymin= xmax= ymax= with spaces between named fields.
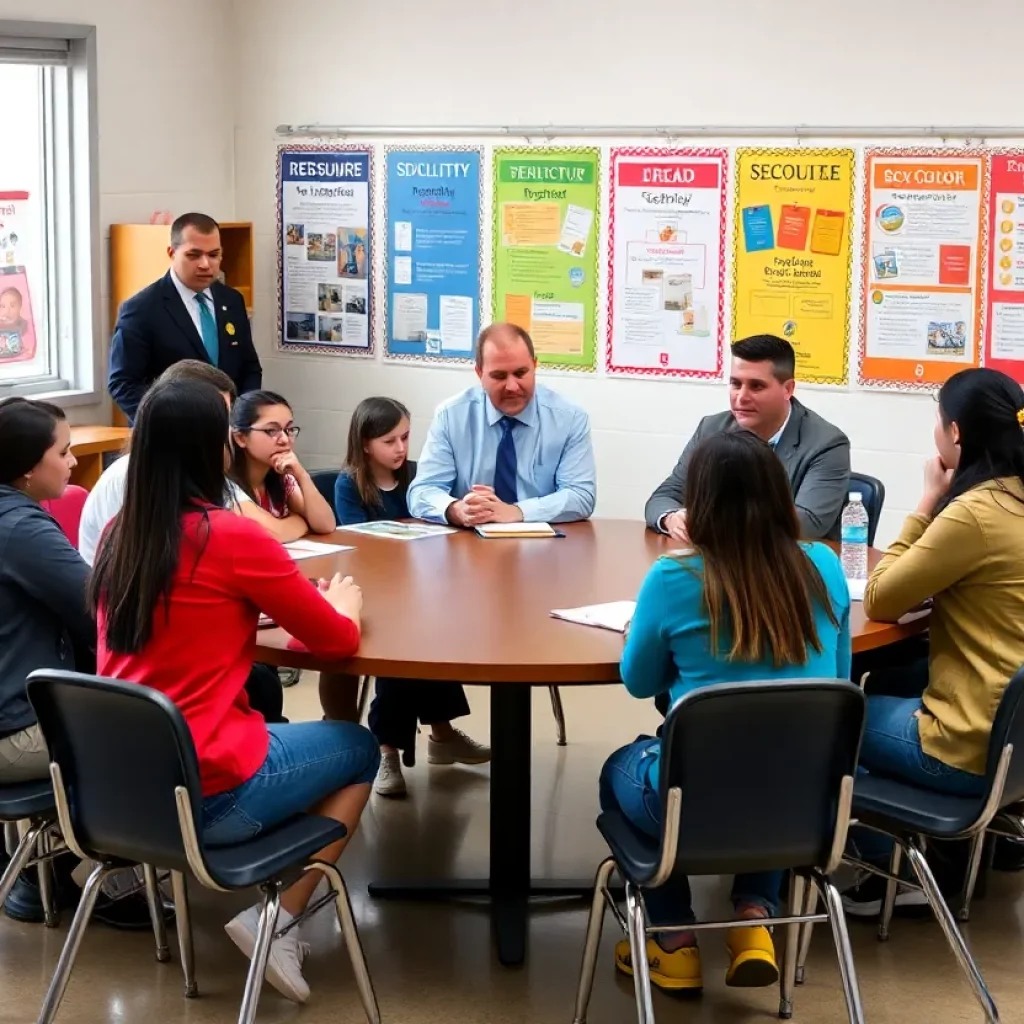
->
xmin=492 ymin=147 xmax=600 ymax=370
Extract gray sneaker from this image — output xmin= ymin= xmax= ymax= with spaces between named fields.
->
xmin=427 ymin=729 xmax=492 ymax=765
xmin=225 ymin=906 xmax=311 ymax=1003
xmin=374 ymin=751 xmax=407 ymax=796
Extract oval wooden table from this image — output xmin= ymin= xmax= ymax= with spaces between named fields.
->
xmin=256 ymin=519 xmax=926 ymax=967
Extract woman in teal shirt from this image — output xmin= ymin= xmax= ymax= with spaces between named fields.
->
xmin=604 ymin=430 xmax=851 ymax=994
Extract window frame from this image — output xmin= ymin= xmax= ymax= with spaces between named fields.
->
xmin=0 ymin=21 xmax=99 ymax=405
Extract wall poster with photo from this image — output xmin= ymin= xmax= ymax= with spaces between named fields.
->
xmin=277 ymin=145 xmax=373 ymax=355
xmin=859 ymin=148 xmax=987 ymax=389
xmin=0 ymin=190 xmax=43 ymax=376
xmin=606 ymin=148 xmax=727 ymax=378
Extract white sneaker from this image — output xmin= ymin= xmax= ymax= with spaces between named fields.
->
xmin=374 ymin=751 xmax=407 ymax=796
xmin=427 ymin=729 xmax=492 ymax=765
xmin=225 ymin=905 xmax=311 ymax=1003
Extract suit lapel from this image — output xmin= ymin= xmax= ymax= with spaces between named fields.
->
xmin=211 ymin=283 xmax=235 ymax=365
xmin=161 ymin=273 xmax=209 ymax=362
xmin=774 ymin=400 xmax=805 ymax=465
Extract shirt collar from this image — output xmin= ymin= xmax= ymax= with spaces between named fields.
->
xmin=170 ymin=267 xmax=214 ymax=306
xmin=766 ymin=405 xmax=792 ymax=448
xmin=484 ymin=390 xmax=538 ymax=429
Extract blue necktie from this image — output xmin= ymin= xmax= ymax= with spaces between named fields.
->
xmin=195 ymin=292 xmax=219 ymax=365
xmin=494 ymin=417 xmax=518 ymax=504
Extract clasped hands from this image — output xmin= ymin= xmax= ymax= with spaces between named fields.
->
xmin=447 ymin=485 xmax=524 ymax=528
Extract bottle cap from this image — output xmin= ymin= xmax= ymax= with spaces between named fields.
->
xmin=848 ymin=492 xmax=862 ymax=502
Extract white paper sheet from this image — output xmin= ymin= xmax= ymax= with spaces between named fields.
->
xmin=550 ymin=601 xmax=637 ymax=633
xmin=284 ymin=540 xmax=355 ymax=560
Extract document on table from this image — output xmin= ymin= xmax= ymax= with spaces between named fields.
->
xmin=475 ymin=522 xmax=557 ymax=539
xmin=847 ymin=578 xmax=867 ymax=602
xmin=339 ymin=520 xmax=455 ymax=541
xmin=284 ymin=540 xmax=354 ymax=560
xmin=550 ymin=601 xmax=636 ymax=633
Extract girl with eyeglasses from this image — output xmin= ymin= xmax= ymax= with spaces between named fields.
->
xmin=229 ymin=390 xmax=335 ymax=534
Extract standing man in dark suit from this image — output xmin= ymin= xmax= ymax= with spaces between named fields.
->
xmin=646 ymin=334 xmax=850 ymax=541
xmin=108 ymin=212 xmax=262 ymax=423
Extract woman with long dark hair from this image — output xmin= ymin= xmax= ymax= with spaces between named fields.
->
xmin=601 ymin=430 xmax=850 ymax=994
xmin=229 ymin=389 xmax=335 ymax=534
xmin=91 ymin=379 xmax=379 ymax=1004
xmin=330 ymin=397 xmax=489 ymax=796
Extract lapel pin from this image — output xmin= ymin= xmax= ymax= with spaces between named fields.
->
xmin=226 ymin=322 xmax=236 ymax=336
xmin=222 ymin=305 xmax=228 ymax=311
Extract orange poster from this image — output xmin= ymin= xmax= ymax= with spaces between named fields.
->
xmin=859 ymin=149 xmax=987 ymax=389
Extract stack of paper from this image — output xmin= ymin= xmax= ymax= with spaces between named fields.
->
xmin=847 ymin=578 xmax=867 ymax=602
xmin=339 ymin=520 xmax=455 ymax=541
xmin=283 ymin=539 xmax=354 ymax=560
xmin=475 ymin=522 xmax=557 ymax=539
xmin=550 ymin=601 xmax=636 ymax=633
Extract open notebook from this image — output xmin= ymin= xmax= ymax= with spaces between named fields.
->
xmin=550 ymin=601 xmax=636 ymax=633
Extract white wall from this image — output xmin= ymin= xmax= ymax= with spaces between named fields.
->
xmin=231 ymin=0 xmax=1019 ymax=546
xmin=0 ymin=0 xmax=237 ymax=423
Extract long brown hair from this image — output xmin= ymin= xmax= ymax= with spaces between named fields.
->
xmin=682 ymin=430 xmax=838 ymax=667
xmin=344 ymin=397 xmax=411 ymax=509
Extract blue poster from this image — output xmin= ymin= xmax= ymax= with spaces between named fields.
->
xmin=385 ymin=148 xmax=481 ymax=360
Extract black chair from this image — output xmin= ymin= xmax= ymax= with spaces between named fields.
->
xmin=571 ymin=680 xmax=866 ymax=1024
xmin=310 ymin=468 xmax=340 ymax=509
xmin=0 ymin=779 xmax=62 ymax=927
xmin=821 ymin=665 xmax=1024 ymax=1024
xmin=847 ymin=472 xmax=885 ymax=547
xmin=26 ymin=669 xmax=380 ymax=1024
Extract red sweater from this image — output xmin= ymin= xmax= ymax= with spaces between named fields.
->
xmin=98 ymin=509 xmax=359 ymax=796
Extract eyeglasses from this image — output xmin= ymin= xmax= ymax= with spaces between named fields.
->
xmin=246 ymin=426 xmax=301 ymax=440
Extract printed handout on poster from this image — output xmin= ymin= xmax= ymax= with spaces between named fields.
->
xmin=278 ymin=148 xmax=371 ymax=354
xmin=985 ymin=153 xmax=1024 ymax=383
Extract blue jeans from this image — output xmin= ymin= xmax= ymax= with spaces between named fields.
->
xmin=202 ymin=721 xmax=380 ymax=846
xmin=850 ymin=696 xmax=985 ymax=865
xmin=600 ymin=738 xmax=783 ymax=926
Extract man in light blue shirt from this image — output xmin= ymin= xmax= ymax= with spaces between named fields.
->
xmin=408 ymin=323 xmax=596 ymax=526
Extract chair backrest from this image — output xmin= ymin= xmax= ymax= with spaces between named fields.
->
xmin=847 ymin=472 xmax=885 ymax=547
xmin=983 ymin=666 xmax=1024 ymax=809
xmin=41 ymin=485 xmax=89 ymax=549
xmin=659 ymin=679 xmax=864 ymax=876
xmin=26 ymin=669 xmax=204 ymax=872
xmin=311 ymin=469 xmax=340 ymax=509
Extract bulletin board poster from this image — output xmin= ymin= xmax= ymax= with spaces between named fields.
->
xmin=732 ymin=149 xmax=854 ymax=386
xmin=492 ymin=147 xmax=600 ymax=371
xmin=277 ymin=146 xmax=372 ymax=356
xmin=984 ymin=153 xmax=1024 ymax=384
xmin=384 ymin=147 xmax=482 ymax=362
xmin=859 ymin=149 xmax=986 ymax=389
xmin=0 ymin=191 xmax=40 ymax=368
xmin=607 ymin=148 xmax=727 ymax=379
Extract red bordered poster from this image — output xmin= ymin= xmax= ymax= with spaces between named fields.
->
xmin=606 ymin=148 xmax=727 ymax=378
xmin=985 ymin=152 xmax=1024 ymax=384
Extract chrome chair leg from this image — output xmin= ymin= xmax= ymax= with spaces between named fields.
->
xmin=4 ymin=820 xmax=17 ymax=855
xmin=549 ymin=686 xmax=567 ymax=747
xmin=878 ymin=842 xmax=902 ymax=941
xmin=309 ymin=861 xmax=380 ymax=1024
xmin=625 ymin=883 xmax=656 ymax=1024
xmin=143 ymin=863 xmax=170 ymax=962
xmin=356 ymin=676 xmax=373 ymax=723
xmin=904 ymin=840 xmax=999 ymax=1023
xmin=237 ymin=885 xmax=281 ymax=1024
xmin=35 ymin=829 xmax=59 ymax=927
xmin=819 ymin=875 xmax=866 ymax=1024
xmin=36 ymin=863 xmax=110 ymax=1024
xmin=171 ymin=871 xmax=198 ymax=997
xmin=795 ymin=878 xmax=818 ymax=984
xmin=958 ymin=832 xmax=986 ymax=922
xmin=0 ymin=819 xmax=46 ymax=909
xmin=573 ymin=858 xmax=616 ymax=1024
xmin=779 ymin=872 xmax=806 ymax=1019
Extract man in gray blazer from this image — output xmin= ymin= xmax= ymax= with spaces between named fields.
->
xmin=646 ymin=334 xmax=851 ymax=541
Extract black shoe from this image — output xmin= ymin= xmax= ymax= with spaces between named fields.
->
xmin=841 ymin=874 xmax=930 ymax=918
xmin=278 ymin=667 xmax=301 ymax=688
xmin=93 ymin=889 xmax=175 ymax=931
xmin=992 ymin=836 xmax=1024 ymax=872
xmin=3 ymin=868 xmax=80 ymax=923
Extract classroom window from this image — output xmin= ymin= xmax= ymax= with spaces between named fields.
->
xmin=0 ymin=25 xmax=98 ymax=398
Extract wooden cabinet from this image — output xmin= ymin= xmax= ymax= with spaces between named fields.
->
xmin=108 ymin=221 xmax=254 ymax=426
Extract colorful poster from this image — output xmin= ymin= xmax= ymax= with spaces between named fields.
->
xmin=384 ymin=147 xmax=482 ymax=361
xmin=985 ymin=153 xmax=1024 ymax=383
xmin=732 ymin=149 xmax=854 ymax=385
xmin=0 ymin=191 xmax=41 ymax=373
xmin=492 ymin=147 xmax=600 ymax=370
xmin=278 ymin=146 xmax=372 ymax=355
xmin=606 ymin=148 xmax=727 ymax=378
xmin=860 ymin=149 xmax=986 ymax=388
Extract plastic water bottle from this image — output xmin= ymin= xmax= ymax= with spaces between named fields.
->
xmin=840 ymin=492 xmax=869 ymax=581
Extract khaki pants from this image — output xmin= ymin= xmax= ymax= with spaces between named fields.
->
xmin=0 ymin=724 xmax=50 ymax=783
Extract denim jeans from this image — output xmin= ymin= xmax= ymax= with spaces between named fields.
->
xmin=201 ymin=721 xmax=380 ymax=846
xmin=600 ymin=738 xmax=783 ymax=926
xmin=850 ymin=696 xmax=985 ymax=865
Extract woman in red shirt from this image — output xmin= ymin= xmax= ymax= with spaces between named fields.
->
xmin=228 ymin=389 xmax=335 ymax=533
xmin=91 ymin=378 xmax=378 ymax=1005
